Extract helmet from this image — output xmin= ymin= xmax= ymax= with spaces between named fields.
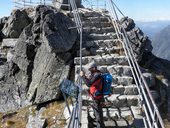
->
xmin=88 ymin=61 xmax=97 ymax=70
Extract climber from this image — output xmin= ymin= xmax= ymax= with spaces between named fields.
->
xmin=80 ymin=61 xmax=105 ymax=128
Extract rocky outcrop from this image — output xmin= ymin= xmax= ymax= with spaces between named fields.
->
xmin=26 ymin=107 xmax=47 ymax=128
xmin=121 ymin=17 xmax=170 ymax=119
xmin=120 ymin=17 xmax=153 ymax=61
xmin=2 ymin=9 xmax=31 ymax=38
xmin=0 ymin=17 xmax=8 ymax=30
xmin=0 ymin=5 xmax=77 ymax=112
xmin=0 ymin=17 xmax=8 ymax=42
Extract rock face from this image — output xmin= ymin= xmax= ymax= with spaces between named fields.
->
xmin=152 ymin=25 xmax=170 ymax=61
xmin=0 ymin=17 xmax=8 ymax=42
xmin=0 ymin=17 xmax=8 ymax=30
xmin=2 ymin=9 xmax=31 ymax=38
xmin=26 ymin=107 xmax=47 ymax=128
xmin=0 ymin=5 xmax=77 ymax=112
xmin=120 ymin=17 xmax=153 ymax=61
xmin=120 ymin=16 xmax=170 ymax=119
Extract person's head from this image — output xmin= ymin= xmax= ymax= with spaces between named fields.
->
xmin=88 ymin=61 xmax=97 ymax=73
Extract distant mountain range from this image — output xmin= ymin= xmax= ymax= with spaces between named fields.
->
xmin=152 ymin=25 xmax=170 ymax=61
xmin=135 ymin=20 xmax=170 ymax=61
xmin=136 ymin=20 xmax=170 ymax=39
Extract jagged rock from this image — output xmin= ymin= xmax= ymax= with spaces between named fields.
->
xmin=77 ymin=48 xmax=91 ymax=56
xmin=0 ymin=31 xmax=5 ymax=42
xmin=0 ymin=17 xmax=7 ymax=42
xmin=2 ymin=9 xmax=31 ymax=38
xmin=0 ymin=5 xmax=77 ymax=112
xmin=26 ymin=107 xmax=47 ymax=128
xmin=120 ymin=17 xmax=153 ymax=61
xmin=0 ymin=65 xmax=7 ymax=80
xmin=42 ymin=12 xmax=77 ymax=53
xmin=120 ymin=17 xmax=135 ymax=31
xmin=143 ymin=73 xmax=155 ymax=88
xmin=162 ymin=79 xmax=170 ymax=118
xmin=7 ymin=50 xmax=14 ymax=62
xmin=0 ymin=17 xmax=8 ymax=30
xmin=2 ymin=38 xmax=18 ymax=48
xmin=24 ymin=7 xmax=36 ymax=20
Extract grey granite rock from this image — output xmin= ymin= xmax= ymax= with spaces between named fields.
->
xmin=0 ymin=5 xmax=77 ymax=112
xmin=2 ymin=9 xmax=31 ymax=38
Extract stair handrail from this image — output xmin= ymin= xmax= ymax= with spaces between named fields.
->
xmin=67 ymin=0 xmax=83 ymax=128
xmin=13 ymin=0 xmax=53 ymax=7
xmin=107 ymin=0 xmax=165 ymax=128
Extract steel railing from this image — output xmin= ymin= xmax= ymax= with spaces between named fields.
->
xmin=106 ymin=0 xmax=165 ymax=128
xmin=67 ymin=0 xmax=83 ymax=127
xmin=13 ymin=0 xmax=53 ymax=8
xmin=82 ymin=0 xmax=107 ymax=10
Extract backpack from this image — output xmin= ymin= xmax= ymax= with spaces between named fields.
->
xmin=89 ymin=73 xmax=112 ymax=99
xmin=102 ymin=73 xmax=113 ymax=95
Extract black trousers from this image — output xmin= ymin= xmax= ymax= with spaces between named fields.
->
xmin=93 ymin=98 xmax=105 ymax=128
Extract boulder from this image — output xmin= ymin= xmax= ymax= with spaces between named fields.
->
xmin=120 ymin=17 xmax=135 ymax=31
xmin=7 ymin=50 xmax=15 ymax=62
xmin=2 ymin=9 xmax=31 ymax=38
xmin=42 ymin=11 xmax=77 ymax=53
xmin=0 ymin=5 xmax=77 ymax=112
xmin=120 ymin=17 xmax=154 ymax=61
xmin=2 ymin=38 xmax=18 ymax=48
xmin=26 ymin=107 xmax=47 ymax=128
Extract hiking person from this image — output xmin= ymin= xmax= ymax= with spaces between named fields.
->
xmin=80 ymin=61 xmax=105 ymax=128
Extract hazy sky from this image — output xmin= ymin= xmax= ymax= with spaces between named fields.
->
xmin=0 ymin=0 xmax=170 ymax=21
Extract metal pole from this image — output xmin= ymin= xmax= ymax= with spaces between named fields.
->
xmin=63 ymin=92 xmax=71 ymax=115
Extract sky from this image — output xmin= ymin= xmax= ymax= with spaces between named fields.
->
xmin=0 ymin=0 xmax=170 ymax=21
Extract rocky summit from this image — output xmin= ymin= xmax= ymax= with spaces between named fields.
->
xmin=0 ymin=5 xmax=77 ymax=113
xmin=0 ymin=3 xmax=170 ymax=128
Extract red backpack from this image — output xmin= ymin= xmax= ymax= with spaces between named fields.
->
xmin=89 ymin=74 xmax=103 ymax=100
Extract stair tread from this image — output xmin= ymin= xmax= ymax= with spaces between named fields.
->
xmin=74 ymin=54 xmax=125 ymax=59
